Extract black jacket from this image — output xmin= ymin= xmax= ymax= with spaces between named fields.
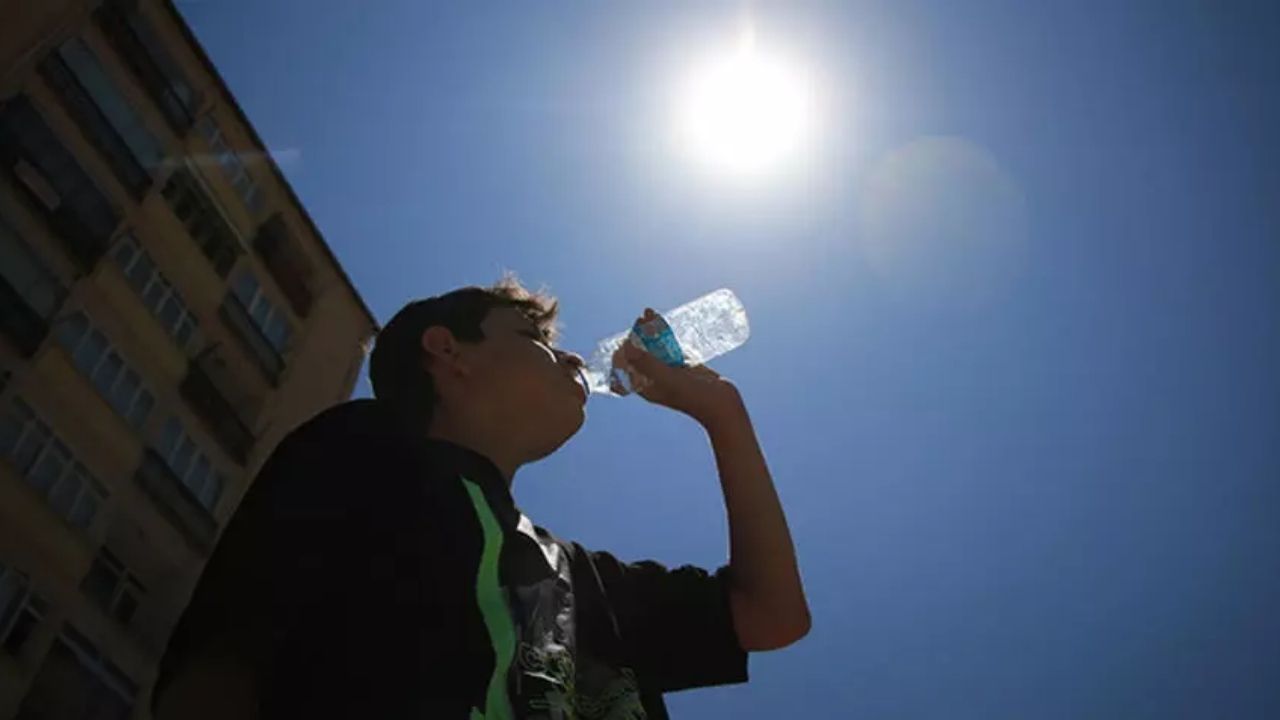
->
xmin=154 ymin=399 xmax=748 ymax=718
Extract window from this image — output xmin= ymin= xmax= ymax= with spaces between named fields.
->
xmin=96 ymin=0 xmax=198 ymax=134
xmin=0 ymin=564 xmax=48 ymax=656
xmin=81 ymin=550 xmax=144 ymax=626
xmin=231 ymin=271 xmax=292 ymax=354
xmin=0 ymin=96 xmax=118 ymax=269
xmin=0 ymin=214 xmax=63 ymax=319
xmin=157 ymin=417 xmax=224 ymax=512
xmin=0 ymin=564 xmax=30 ymax=646
xmin=111 ymin=234 xmax=200 ymax=353
xmin=161 ymin=167 xmax=241 ymax=277
xmin=196 ymin=115 xmax=263 ymax=215
xmin=252 ymin=213 xmax=315 ymax=317
xmin=56 ymin=312 xmax=154 ymax=430
xmin=41 ymin=38 xmax=163 ymax=196
xmin=180 ymin=354 xmax=256 ymax=464
xmin=0 ymin=396 xmax=108 ymax=530
xmin=0 ymin=212 xmax=65 ymax=355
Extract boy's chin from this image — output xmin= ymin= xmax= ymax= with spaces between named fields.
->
xmin=530 ymin=415 xmax=584 ymax=461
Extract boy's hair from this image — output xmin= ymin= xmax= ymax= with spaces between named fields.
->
xmin=368 ymin=274 xmax=560 ymax=431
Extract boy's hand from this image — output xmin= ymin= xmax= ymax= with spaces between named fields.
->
xmin=612 ymin=309 xmax=745 ymax=427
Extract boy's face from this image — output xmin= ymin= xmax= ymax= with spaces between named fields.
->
xmin=463 ymin=307 xmax=587 ymax=458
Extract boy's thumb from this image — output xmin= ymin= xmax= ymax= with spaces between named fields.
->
xmin=624 ymin=342 xmax=665 ymax=374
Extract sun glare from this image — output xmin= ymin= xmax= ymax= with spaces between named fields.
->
xmin=675 ymin=26 xmax=815 ymax=179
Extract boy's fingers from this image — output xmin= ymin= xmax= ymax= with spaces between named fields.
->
xmin=623 ymin=343 xmax=670 ymax=378
xmin=622 ymin=342 xmax=651 ymax=368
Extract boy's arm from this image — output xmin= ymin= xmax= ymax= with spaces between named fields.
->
xmin=615 ymin=336 xmax=811 ymax=651
xmin=701 ymin=394 xmax=811 ymax=651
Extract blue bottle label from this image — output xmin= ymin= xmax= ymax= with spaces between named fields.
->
xmin=608 ymin=313 xmax=687 ymax=395
xmin=631 ymin=315 xmax=686 ymax=367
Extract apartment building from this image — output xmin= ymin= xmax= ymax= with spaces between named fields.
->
xmin=0 ymin=1 xmax=377 ymax=717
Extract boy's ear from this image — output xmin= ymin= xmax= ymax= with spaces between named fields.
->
xmin=421 ymin=326 xmax=466 ymax=376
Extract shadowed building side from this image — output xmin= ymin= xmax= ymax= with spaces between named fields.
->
xmin=0 ymin=1 xmax=377 ymax=717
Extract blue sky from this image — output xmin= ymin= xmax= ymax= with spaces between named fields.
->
xmin=179 ymin=1 xmax=1279 ymax=717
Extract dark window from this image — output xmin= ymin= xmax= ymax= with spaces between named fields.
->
xmin=81 ymin=554 xmax=120 ymax=609
xmin=81 ymin=550 xmax=144 ymax=627
xmin=113 ymin=591 xmax=138 ymax=626
xmin=155 ymin=417 xmax=225 ymax=511
xmin=220 ymin=292 xmax=284 ymax=385
xmin=0 ymin=96 xmax=118 ymax=270
xmin=134 ymin=447 xmax=218 ymax=552
xmin=230 ymin=270 xmax=292 ymax=354
xmin=0 ymin=563 xmax=28 ymax=636
xmin=41 ymin=38 xmax=163 ymax=197
xmin=3 ymin=599 xmax=46 ymax=655
xmin=95 ymin=0 xmax=199 ymax=134
xmin=253 ymin=214 xmax=315 ymax=317
xmin=0 ymin=213 xmax=63 ymax=355
xmin=161 ymin=168 xmax=242 ymax=277
xmin=0 ymin=564 xmax=47 ymax=657
xmin=0 ymin=214 xmax=62 ymax=318
xmin=180 ymin=358 xmax=254 ymax=464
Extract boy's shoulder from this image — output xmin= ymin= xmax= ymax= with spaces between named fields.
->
xmin=284 ymin=398 xmax=407 ymax=445
xmin=270 ymin=399 xmax=510 ymax=506
xmin=274 ymin=399 xmax=457 ymax=473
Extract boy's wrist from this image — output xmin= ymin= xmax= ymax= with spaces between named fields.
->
xmin=691 ymin=386 xmax=748 ymax=429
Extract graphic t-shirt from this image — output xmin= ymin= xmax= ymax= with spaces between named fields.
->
xmin=154 ymin=400 xmax=749 ymax=719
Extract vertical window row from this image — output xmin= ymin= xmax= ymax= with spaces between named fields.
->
xmin=55 ymin=312 xmax=155 ymax=430
xmin=0 ymin=397 xmax=107 ymax=530
xmin=111 ymin=234 xmax=200 ymax=353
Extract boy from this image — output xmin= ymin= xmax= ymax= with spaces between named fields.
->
xmin=153 ymin=277 xmax=809 ymax=719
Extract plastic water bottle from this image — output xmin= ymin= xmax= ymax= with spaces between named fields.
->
xmin=581 ymin=288 xmax=750 ymax=397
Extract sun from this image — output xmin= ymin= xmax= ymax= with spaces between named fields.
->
xmin=675 ymin=26 xmax=815 ymax=179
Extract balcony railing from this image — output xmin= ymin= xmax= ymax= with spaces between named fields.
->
xmin=180 ymin=358 xmax=254 ymax=465
xmin=134 ymin=448 xmax=216 ymax=553
xmin=253 ymin=215 xmax=314 ymax=318
xmin=219 ymin=296 xmax=283 ymax=386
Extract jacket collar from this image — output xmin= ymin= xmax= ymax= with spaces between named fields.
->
xmin=300 ymin=399 xmax=522 ymax=529
xmin=421 ymin=437 xmax=521 ymax=529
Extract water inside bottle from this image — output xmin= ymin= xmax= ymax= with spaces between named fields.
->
xmin=582 ymin=288 xmax=750 ymax=397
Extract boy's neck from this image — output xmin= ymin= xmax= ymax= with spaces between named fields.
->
xmin=426 ymin=417 xmax=520 ymax=488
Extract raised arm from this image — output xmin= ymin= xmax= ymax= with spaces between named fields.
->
xmin=615 ymin=327 xmax=811 ymax=651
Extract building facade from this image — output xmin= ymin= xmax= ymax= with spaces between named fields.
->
xmin=0 ymin=1 xmax=377 ymax=717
